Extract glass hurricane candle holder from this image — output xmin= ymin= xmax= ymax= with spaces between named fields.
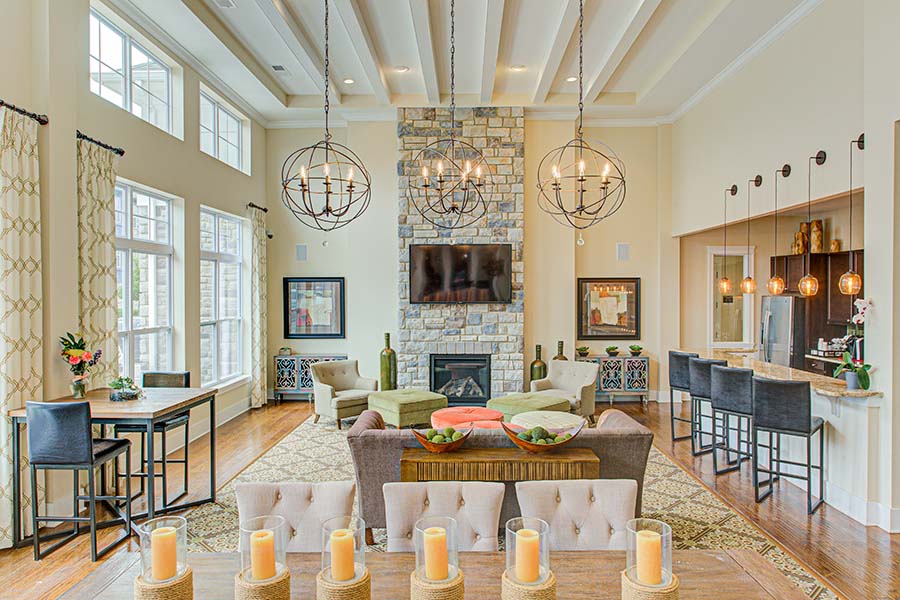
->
xmin=505 ymin=517 xmax=550 ymax=586
xmin=321 ymin=516 xmax=366 ymax=584
xmin=414 ymin=516 xmax=459 ymax=582
xmin=240 ymin=515 xmax=288 ymax=583
xmin=625 ymin=518 xmax=673 ymax=587
xmin=139 ymin=516 xmax=187 ymax=584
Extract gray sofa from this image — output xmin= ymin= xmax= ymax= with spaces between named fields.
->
xmin=347 ymin=409 xmax=653 ymax=529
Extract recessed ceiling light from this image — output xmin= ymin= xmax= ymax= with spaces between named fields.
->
xmin=566 ymin=76 xmax=577 ymax=82
xmin=272 ymin=64 xmax=287 ymax=72
xmin=510 ymin=64 xmax=527 ymax=72
xmin=394 ymin=65 xmax=410 ymax=73
xmin=343 ymin=78 xmax=355 ymax=84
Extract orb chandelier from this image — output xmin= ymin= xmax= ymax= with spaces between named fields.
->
xmin=767 ymin=164 xmax=791 ymax=295
xmin=281 ymin=0 xmax=371 ymax=233
xmin=718 ymin=185 xmax=738 ymax=295
xmin=798 ymin=150 xmax=827 ymax=297
xmin=740 ymin=175 xmax=762 ymax=294
xmin=839 ymin=134 xmax=864 ymax=296
xmin=536 ymin=0 xmax=626 ymax=241
xmin=406 ymin=0 xmax=492 ymax=230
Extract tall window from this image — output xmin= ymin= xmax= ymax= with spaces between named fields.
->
xmin=89 ymin=9 xmax=171 ymax=132
xmin=200 ymin=93 xmax=243 ymax=171
xmin=200 ymin=209 xmax=243 ymax=385
xmin=115 ymin=182 xmax=173 ymax=381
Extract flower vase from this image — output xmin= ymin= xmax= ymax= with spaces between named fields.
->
xmin=530 ymin=345 xmax=547 ymax=382
xmin=71 ymin=381 xmax=87 ymax=399
xmin=380 ymin=333 xmax=397 ymax=391
xmin=845 ymin=372 xmax=859 ymax=390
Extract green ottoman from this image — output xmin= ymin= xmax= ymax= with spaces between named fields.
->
xmin=368 ymin=389 xmax=448 ymax=428
xmin=486 ymin=392 xmax=570 ymax=422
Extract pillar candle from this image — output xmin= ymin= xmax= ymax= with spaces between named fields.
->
xmin=150 ymin=526 xmax=177 ymax=581
xmin=330 ymin=528 xmax=356 ymax=581
xmin=635 ymin=529 xmax=662 ymax=585
xmin=515 ymin=528 xmax=540 ymax=583
xmin=250 ymin=529 xmax=276 ymax=581
xmin=423 ymin=526 xmax=448 ymax=580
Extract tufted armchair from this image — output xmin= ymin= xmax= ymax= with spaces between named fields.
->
xmin=515 ymin=479 xmax=637 ymax=551
xmin=235 ymin=481 xmax=356 ymax=552
xmin=382 ymin=481 xmax=505 ymax=552
xmin=311 ymin=360 xmax=378 ymax=429
xmin=530 ymin=359 xmax=599 ymax=422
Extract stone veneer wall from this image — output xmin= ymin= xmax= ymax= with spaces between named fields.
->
xmin=396 ymin=106 xmax=525 ymax=395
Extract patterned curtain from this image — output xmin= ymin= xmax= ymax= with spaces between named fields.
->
xmin=247 ymin=205 xmax=268 ymax=408
xmin=76 ymin=140 xmax=120 ymax=386
xmin=0 ymin=108 xmax=44 ymax=548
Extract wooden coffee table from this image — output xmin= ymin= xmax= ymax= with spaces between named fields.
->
xmin=400 ymin=447 xmax=599 ymax=483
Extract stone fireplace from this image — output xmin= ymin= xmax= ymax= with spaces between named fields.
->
xmin=430 ymin=354 xmax=491 ymax=406
xmin=396 ymin=106 xmax=525 ymax=397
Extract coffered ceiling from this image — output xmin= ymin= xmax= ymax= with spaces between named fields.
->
xmin=113 ymin=0 xmax=819 ymax=127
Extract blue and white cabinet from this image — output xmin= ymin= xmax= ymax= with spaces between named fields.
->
xmin=577 ymin=355 xmax=649 ymax=404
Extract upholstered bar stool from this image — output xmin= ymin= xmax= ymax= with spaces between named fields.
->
xmin=710 ymin=365 xmax=754 ymax=475
xmin=667 ymin=351 xmax=699 ymax=442
xmin=751 ymin=377 xmax=825 ymax=514
xmin=687 ymin=357 xmax=727 ymax=456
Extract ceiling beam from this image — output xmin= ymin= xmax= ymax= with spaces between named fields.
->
xmin=480 ymin=0 xmax=505 ymax=104
xmin=252 ymin=0 xmax=341 ymax=105
xmin=333 ymin=0 xmax=391 ymax=105
xmin=408 ymin=0 xmax=440 ymax=105
xmin=531 ymin=0 xmax=580 ymax=105
xmin=181 ymin=0 xmax=287 ymax=106
xmin=585 ymin=0 xmax=661 ymax=103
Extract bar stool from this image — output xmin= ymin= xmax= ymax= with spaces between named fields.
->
xmin=667 ymin=351 xmax=699 ymax=442
xmin=710 ymin=365 xmax=753 ymax=475
xmin=114 ymin=371 xmax=190 ymax=508
xmin=687 ymin=357 xmax=727 ymax=456
xmin=26 ymin=401 xmax=132 ymax=561
xmin=751 ymin=377 xmax=825 ymax=514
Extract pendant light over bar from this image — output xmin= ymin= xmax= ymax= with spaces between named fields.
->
xmin=407 ymin=0 xmax=492 ymax=230
xmin=281 ymin=0 xmax=371 ymax=232
xmin=740 ymin=175 xmax=762 ymax=294
xmin=767 ymin=164 xmax=791 ymax=295
xmin=839 ymin=133 xmax=864 ymax=296
xmin=718 ymin=185 xmax=738 ymax=294
xmin=798 ymin=150 xmax=827 ymax=297
xmin=536 ymin=0 xmax=626 ymax=234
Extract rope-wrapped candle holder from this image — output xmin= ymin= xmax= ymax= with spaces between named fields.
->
xmin=235 ymin=515 xmax=291 ymax=600
xmin=621 ymin=518 xmax=678 ymax=600
xmin=135 ymin=516 xmax=193 ymax=600
xmin=317 ymin=516 xmax=370 ymax=600
xmin=410 ymin=516 xmax=465 ymax=600
xmin=501 ymin=517 xmax=556 ymax=600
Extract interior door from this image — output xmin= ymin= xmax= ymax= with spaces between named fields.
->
xmin=713 ymin=254 xmax=746 ymax=343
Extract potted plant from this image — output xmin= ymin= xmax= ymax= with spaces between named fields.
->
xmin=59 ymin=332 xmax=102 ymax=398
xmin=833 ymin=352 xmax=871 ymax=391
xmin=605 ymin=345 xmax=619 ymax=357
xmin=575 ymin=346 xmax=591 ymax=358
xmin=109 ymin=376 xmax=142 ymax=402
xmin=629 ymin=344 xmax=643 ymax=356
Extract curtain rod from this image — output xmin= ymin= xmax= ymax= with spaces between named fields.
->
xmin=0 ymin=99 xmax=49 ymax=125
xmin=247 ymin=202 xmax=268 ymax=213
xmin=76 ymin=130 xmax=125 ymax=157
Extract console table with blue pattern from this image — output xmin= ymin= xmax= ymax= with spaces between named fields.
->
xmin=273 ymin=353 xmax=348 ymax=402
xmin=576 ymin=355 xmax=650 ymax=405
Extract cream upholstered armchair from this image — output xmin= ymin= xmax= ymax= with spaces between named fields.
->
xmin=530 ymin=359 xmax=599 ymax=422
xmin=234 ymin=481 xmax=356 ymax=552
xmin=382 ymin=481 xmax=505 ymax=552
xmin=311 ymin=360 xmax=378 ymax=429
xmin=515 ymin=479 xmax=637 ymax=551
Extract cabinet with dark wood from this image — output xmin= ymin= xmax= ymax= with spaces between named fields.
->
xmin=826 ymin=250 xmax=864 ymax=325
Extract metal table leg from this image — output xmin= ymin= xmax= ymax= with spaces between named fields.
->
xmin=145 ymin=418 xmax=155 ymax=519
xmin=209 ymin=395 xmax=216 ymax=501
xmin=12 ymin=417 xmax=22 ymax=547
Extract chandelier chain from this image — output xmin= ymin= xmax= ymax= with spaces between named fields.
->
xmin=577 ymin=0 xmax=584 ymax=139
xmin=323 ymin=0 xmax=331 ymax=140
xmin=848 ymin=138 xmax=853 ymax=265
xmin=449 ymin=0 xmax=456 ymax=131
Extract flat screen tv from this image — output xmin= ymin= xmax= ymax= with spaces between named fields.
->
xmin=410 ymin=244 xmax=512 ymax=304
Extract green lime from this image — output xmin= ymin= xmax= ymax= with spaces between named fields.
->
xmin=431 ymin=434 xmax=446 ymax=443
xmin=517 ymin=432 xmax=530 ymax=441
xmin=536 ymin=438 xmax=548 ymax=445
xmin=443 ymin=427 xmax=456 ymax=437
xmin=425 ymin=428 xmax=438 ymax=440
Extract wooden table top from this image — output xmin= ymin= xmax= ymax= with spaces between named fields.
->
xmin=9 ymin=386 xmax=218 ymax=420
xmin=61 ymin=550 xmax=808 ymax=599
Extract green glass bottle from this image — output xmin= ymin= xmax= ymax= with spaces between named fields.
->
xmin=553 ymin=340 xmax=568 ymax=361
xmin=380 ymin=332 xmax=397 ymax=391
xmin=530 ymin=344 xmax=548 ymax=382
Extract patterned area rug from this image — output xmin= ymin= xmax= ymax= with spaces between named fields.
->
xmin=184 ymin=417 xmax=836 ymax=599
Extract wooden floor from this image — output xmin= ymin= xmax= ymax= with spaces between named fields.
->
xmin=607 ymin=402 xmax=900 ymax=600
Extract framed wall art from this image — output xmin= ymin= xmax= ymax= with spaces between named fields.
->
xmin=577 ymin=277 xmax=641 ymax=340
xmin=283 ymin=277 xmax=345 ymax=339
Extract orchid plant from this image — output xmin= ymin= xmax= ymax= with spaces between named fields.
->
xmin=848 ymin=298 xmax=872 ymax=337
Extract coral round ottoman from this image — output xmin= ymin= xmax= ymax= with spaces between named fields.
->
xmin=431 ymin=406 xmax=504 ymax=430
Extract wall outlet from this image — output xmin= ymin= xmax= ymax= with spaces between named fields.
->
xmin=616 ymin=242 xmax=630 ymax=261
xmin=295 ymin=243 xmax=308 ymax=261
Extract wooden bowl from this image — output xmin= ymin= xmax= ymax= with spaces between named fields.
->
xmin=412 ymin=427 xmax=473 ymax=453
xmin=501 ymin=420 xmax=585 ymax=454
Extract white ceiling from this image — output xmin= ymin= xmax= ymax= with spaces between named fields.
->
xmin=113 ymin=0 xmax=819 ymax=127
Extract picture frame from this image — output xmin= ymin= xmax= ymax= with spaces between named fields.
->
xmin=283 ymin=277 xmax=345 ymax=339
xmin=577 ymin=277 xmax=641 ymax=340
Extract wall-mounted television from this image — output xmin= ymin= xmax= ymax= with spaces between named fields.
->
xmin=410 ymin=244 xmax=512 ymax=304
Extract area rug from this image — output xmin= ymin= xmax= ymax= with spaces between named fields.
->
xmin=184 ymin=417 xmax=837 ymax=599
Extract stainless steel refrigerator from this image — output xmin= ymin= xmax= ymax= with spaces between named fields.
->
xmin=759 ymin=295 xmax=807 ymax=369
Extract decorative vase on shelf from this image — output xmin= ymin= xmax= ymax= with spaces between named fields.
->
xmin=71 ymin=380 xmax=87 ymax=399
xmin=380 ymin=333 xmax=397 ymax=391
xmin=553 ymin=341 xmax=567 ymax=361
xmin=845 ymin=371 xmax=859 ymax=390
xmin=530 ymin=345 xmax=547 ymax=382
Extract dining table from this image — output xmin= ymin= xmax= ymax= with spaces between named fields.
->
xmin=60 ymin=549 xmax=810 ymax=599
xmin=8 ymin=385 xmax=218 ymax=548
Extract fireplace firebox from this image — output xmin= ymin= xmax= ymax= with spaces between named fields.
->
xmin=430 ymin=354 xmax=491 ymax=406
